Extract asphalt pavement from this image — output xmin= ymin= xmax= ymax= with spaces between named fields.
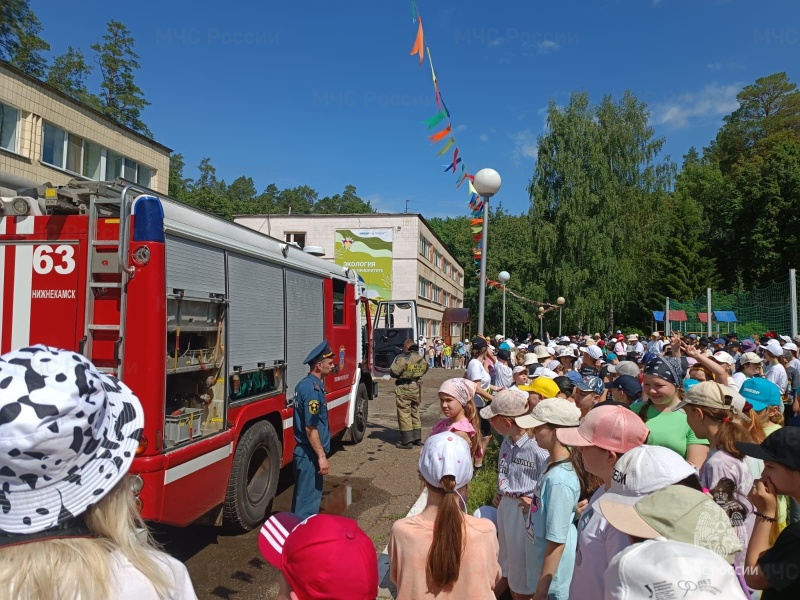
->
xmin=155 ymin=365 xmax=458 ymax=600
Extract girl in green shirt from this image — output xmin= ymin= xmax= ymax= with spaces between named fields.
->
xmin=636 ymin=356 xmax=709 ymax=467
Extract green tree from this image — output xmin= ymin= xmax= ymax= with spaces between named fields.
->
xmin=275 ymin=186 xmax=318 ymax=214
xmin=313 ymin=185 xmax=375 ymax=214
xmin=168 ymin=153 xmax=192 ymax=200
xmin=90 ymin=20 xmax=151 ymax=136
xmin=0 ymin=0 xmax=49 ymax=78
xmin=45 ymin=47 xmax=95 ymax=102
xmin=227 ymin=176 xmax=258 ymax=205
xmin=529 ymin=91 xmax=674 ymax=333
xmin=711 ymin=72 xmax=800 ymax=173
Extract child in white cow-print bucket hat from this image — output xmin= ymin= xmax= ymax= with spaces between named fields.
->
xmin=0 ymin=345 xmax=197 ymax=600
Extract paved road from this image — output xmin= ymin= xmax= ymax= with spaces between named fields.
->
xmin=155 ymin=366 xmax=458 ymax=600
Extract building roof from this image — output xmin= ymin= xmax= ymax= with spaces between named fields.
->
xmin=0 ymin=60 xmax=172 ymax=153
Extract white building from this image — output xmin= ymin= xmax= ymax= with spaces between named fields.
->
xmin=234 ymin=213 xmax=466 ymax=342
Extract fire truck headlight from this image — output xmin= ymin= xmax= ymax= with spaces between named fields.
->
xmin=130 ymin=474 xmax=144 ymax=495
xmin=11 ymin=198 xmax=29 ymax=215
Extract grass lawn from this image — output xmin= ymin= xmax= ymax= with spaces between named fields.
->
xmin=467 ymin=438 xmax=499 ymax=514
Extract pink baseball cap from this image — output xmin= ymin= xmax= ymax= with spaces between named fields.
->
xmin=556 ymin=404 xmax=649 ymax=454
xmin=259 ymin=513 xmax=378 ymax=600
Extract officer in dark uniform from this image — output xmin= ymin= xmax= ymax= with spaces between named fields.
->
xmin=291 ymin=340 xmax=334 ymax=519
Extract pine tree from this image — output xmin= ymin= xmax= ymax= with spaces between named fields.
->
xmin=90 ymin=20 xmax=151 ymax=137
xmin=0 ymin=0 xmax=49 ymax=78
xmin=46 ymin=47 xmax=95 ymax=102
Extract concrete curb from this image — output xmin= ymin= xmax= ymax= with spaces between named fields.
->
xmin=376 ymin=488 xmax=428 ymax=599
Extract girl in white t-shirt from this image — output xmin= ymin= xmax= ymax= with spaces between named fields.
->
xmin=466 ymin=337 xmax=498 ymax=467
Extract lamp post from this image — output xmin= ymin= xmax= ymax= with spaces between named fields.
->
xmin=538 ymin=306 xmax=545 ymax=341
xmin=557 ymin=296 xmax=566 ymax=337
xmin=498 ymin=271 xmax=510 ymax=338
xmin=473 ymin=168 xmax=502 ymax=336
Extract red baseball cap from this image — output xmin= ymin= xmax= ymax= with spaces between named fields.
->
xmin=556 ymin=404 xmax=649 ymax=454
xmin=259 ymin=512 xmax=378 ymax=600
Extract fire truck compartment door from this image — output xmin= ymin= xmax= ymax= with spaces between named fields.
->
xmin=227 ymin=253 xmax=285 ymax=369
xmin=165 ymin=234 xmax=225 ymax=296
xmin=285 ymin=270 xmax=324 ymax=395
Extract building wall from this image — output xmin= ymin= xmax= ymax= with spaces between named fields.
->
xmin=0 ymin=63 xmax=170 ymax=194
xmin=234 ymin=214 xmax=466 ymax=342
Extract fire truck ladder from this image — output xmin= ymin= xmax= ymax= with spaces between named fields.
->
xmin=81 ymin=181 xmax=143 ymax=378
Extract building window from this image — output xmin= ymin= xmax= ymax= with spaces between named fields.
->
xmin=332 ymin=279 xmax=346 ymax=325
xmin=43 ymin=122 xmax=152 ymax=185
xmin=419 ymin=235 xmax=432 ymax=258
xmin=286 ymin=232 xmax=306 ymax=248
xmin=432 ymin=321 xmax=440 ymax=336
xmin=0 ymin=102 xmax=19 ymax=153
xmin=42 ymin=122 xmax=66 ymax=168
xmin=418 ymin=276 xmax=430 ymax=299
xmin=434 ymin=250 xmax=442 ymax=268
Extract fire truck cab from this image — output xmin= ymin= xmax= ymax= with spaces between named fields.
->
xmin=0 ymin=178 xmax=378 ymax=531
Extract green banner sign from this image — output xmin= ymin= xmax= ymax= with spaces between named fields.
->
xmin=335 ymin=228 xmax=393 ymax=301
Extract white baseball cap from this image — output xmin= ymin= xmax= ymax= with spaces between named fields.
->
xmin=711 ymin=351 xmax=735 ymax=366
xmin=418 ymin=432 xmax=473 ymax=489
xmin=515 ymin=398 xmax=580 ymax=429
xmin=534 ymin=368 xmax=559 ymax=379
xmin=593 ymin=445 xmax=696 ymax=516
xmin=761 ymin=339 xmax=783 ymax=357
xmin=604 ymin=539 xmax=748 ymax=600
xmin=582 ymin=345 xmax=603 ymax=360
xmin=784 ymin=342 xmax=798 ymax=352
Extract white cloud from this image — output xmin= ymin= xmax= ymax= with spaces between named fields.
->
xmin=510 ymin=130 xmax=539 ymax=165
xmin=488 ymin=38 xmax=504 ymax=47
xmin=454 ymin=124 xmax=468 ymax=133
xmin=650 ymin=83 xmax=741 ymax=130
xmin=537 ymin=40 xmax=560 ymax=54
xmin=480 ymin=133 xmax=489 ymax=142
xmin=652 ymin=0 xmax=663 ymax=5
xmin=706 ymin=62 xmax=721 ymax=71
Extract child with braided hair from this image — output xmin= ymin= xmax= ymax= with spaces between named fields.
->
xmin=675 ymin=380 xmax=756 ymax=572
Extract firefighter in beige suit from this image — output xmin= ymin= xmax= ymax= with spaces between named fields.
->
xmin=390 ymin=339 xmax=429 ymax=449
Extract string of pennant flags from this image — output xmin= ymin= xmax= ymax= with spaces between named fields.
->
xmin=408 ymin=0 xmax=485 ymax=273
xmin=486 ymin=279 xmax=560 ymax=309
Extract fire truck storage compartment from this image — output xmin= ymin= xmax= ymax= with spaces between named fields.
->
xmin=164 ymin=233 xmax=228 ymax=446
xmin=227 ymin=253 xmax=285 ymax=373
xmin=285 ymin=270 xmax=324 ymax=395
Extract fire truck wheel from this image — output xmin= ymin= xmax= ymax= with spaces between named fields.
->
xmin=347 ymin=383 xmax=369 ymax=444
xmin=223 ymin=420 xmax=281 ymax=532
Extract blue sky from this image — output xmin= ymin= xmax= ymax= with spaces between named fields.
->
xmin=33 ymin=0 xmax=800 ymax=217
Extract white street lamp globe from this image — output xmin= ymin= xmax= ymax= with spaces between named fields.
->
xmin=473 ymin=168 xmax=502 ymax=197
xmin=538 ymin=306 xmax=545 ymax=314
xmin=557 ymin=296 xmax=565 ymax=306
xmin=498 ymin=271 xmax=510 ymax=284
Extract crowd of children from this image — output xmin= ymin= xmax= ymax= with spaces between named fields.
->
xmin=387 ymin=331 xmax=800 ymax=600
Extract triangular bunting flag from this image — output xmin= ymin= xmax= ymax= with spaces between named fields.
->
xmin=468 ymin=181 xmax=478 ymax=196
xmin=451 ymin=148 xmax=459 ymax=173
xmin=411 ymin=0 xmax=417 ymax=23
xmin=441 ymin=97 xmax=450 ymax=118
xmin=410 ymin=18 xmax=424 ymax=65
xmin=470 ymin=218 xmax=482 ymax=225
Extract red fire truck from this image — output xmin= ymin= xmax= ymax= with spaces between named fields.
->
xmin=0 ymin=178 xmax=388 ymax=531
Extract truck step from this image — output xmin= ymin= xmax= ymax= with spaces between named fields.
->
xmin=88 ymin=324 xmax=121 ymax=331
